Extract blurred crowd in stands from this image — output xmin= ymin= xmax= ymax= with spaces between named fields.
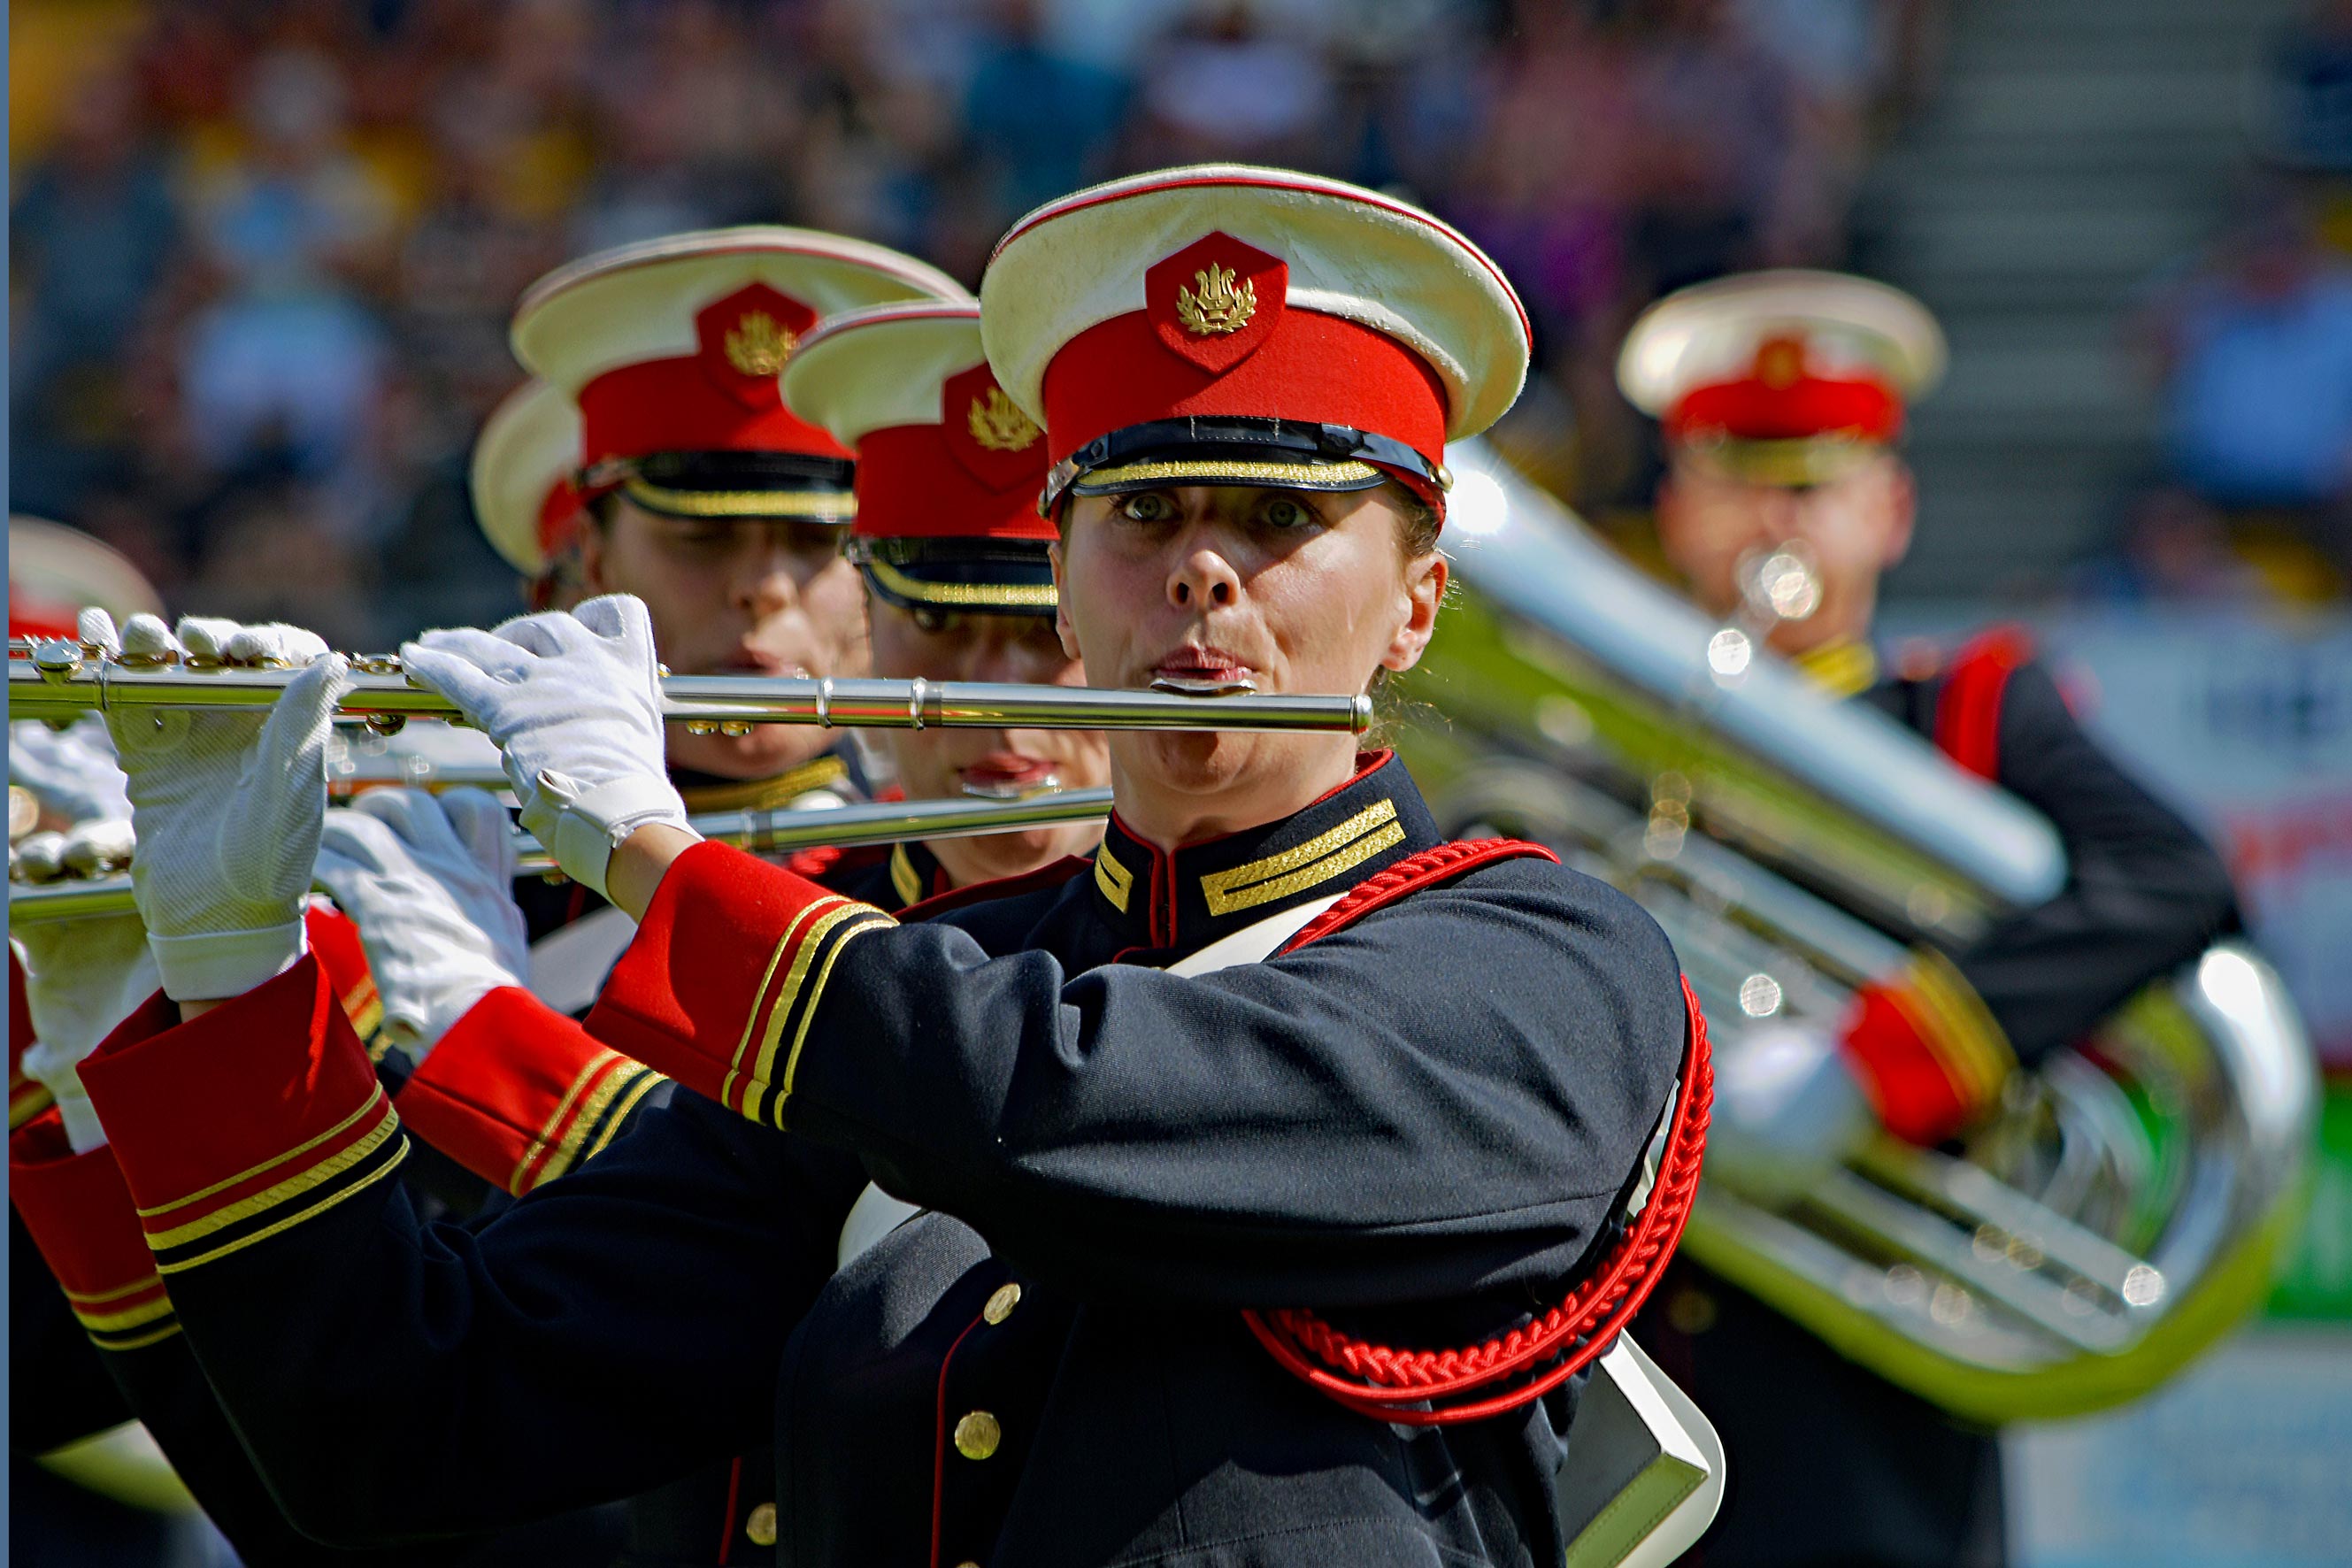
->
xmin=9 ymin=0 xmax=1942 ymax=648
xmin=2109 ymin=0 xmax=2352 ymax=607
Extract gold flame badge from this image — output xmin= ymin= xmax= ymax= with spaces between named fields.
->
xmin=724 ymin=311 xmax=797 ymax=376
xmin=1174 ymin=263 xmax=1257 ymax=337
xmin=966 ymin=387 xmax=1041 ymax=452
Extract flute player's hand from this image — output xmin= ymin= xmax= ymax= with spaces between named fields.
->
xmin=85 ymin=609 xmax=350 ymax=1005
xmin=400 ymin=595 xmax=696 ymax=902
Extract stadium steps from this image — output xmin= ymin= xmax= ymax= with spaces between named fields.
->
xmin=1864 ymin=0 xmax=2303 ymax=599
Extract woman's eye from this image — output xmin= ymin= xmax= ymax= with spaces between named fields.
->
xmin=1119 ymin=493 xmax=1176 ymax=522
xmin=670 ymin=522 xmax=734 ymax=550
xmin=1261 ymin=496 xmax=1315 ymax=529
xmin=911 ymin=607 xmax=954 ymax=634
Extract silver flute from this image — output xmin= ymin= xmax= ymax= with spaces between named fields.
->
xmin=8 ymin=789 xmax=1116 ymax=925
xmin=9 ymin=641 xmax=1371 ymax=735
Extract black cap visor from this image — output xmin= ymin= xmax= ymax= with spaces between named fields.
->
xmin=850 ymin=536 xmax=1057 ymax=613
xmin=587 ymin=450 xmax=858 ymax=522
xmin=1044 ymin=418 xmax=1447 ymax=514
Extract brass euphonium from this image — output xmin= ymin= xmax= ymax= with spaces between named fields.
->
xmin=1400 ymin=442 xmax=2316 ymax=1422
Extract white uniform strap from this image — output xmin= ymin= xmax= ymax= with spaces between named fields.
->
xmin=829 ymin=877 xmax=1722 ymax=1566
xmin=1559 ymin=1335 xmax=1726 ymax=1568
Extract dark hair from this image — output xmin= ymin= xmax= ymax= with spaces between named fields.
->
xmin=1395 ymin=488 xmax=1442 ymax=560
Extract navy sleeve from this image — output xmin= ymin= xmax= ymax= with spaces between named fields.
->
xmin=1961 ymin=661 xmax=2241 ymax=1063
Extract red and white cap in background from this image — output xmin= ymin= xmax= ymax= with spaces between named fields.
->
xmin=511 ymin=227 xmax=969 ymax=523
xmin=1618 ymin=269 xmax=1946 ymax=488
xmin=8 ymin=517 xmax=165 ymax=640
xmin=781 ymin=301 xmax=1057 ymax=614
xmin=469 ymin=379 xmax=585 ymax=580
xmin=979 ymin=165 xmax=1531 ymax=519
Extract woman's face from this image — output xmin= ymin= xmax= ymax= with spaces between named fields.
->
xmin=580 ymin=496 xmax=870 ymax=779
xmin=1052 ymin=482 xmax=1444 ymax=843
xmin=865 ymin=596 xmax=1110 ymax=886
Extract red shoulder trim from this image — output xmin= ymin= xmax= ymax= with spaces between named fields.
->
xmin=1242 ymin=974 xmax=1711 ymax=1425
xmin=1278 ymin=838 xmax=1558 ymax=955
xmin=1932 ymin=625 xmax=2034 ymax=781
xmin=896 ymin=854 xmax=1094 ymax=924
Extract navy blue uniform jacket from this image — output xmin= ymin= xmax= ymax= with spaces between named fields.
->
xmin=38 ymin=754 xmax=1689 ymax=1566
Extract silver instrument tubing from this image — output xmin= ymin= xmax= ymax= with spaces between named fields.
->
xmin=1440 ymin=442 xmax=2064 ymax=910
xmin=7 ymin=789 xmax=1116 ymax=925
xmin=7 ymin=644 xmax=1371 ymax=734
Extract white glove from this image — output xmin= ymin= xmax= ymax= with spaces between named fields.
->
xmin=89 ymin=610 xmax=351 ymax=1001
xmin=1703 ymin=1021 xmax=1874 ymax=1208
xmin=14 ymin=821 xmax=163 ymax=1151
xmin=313 ymin=788 xmax=529 ymax=1062
xmin=12 ymin=819 xmax=135 ymax=882
xmin=398 ymin=595 xmax=693 ymax=898
xmin=10 ymin=714 xmax=132 ymax=828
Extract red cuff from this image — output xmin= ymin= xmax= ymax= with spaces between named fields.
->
xmin=587 ymin=840 xmax=895 ymax=1124
xmin=398 ymin=988 xmax=665 ymax=1195
xmin=12 ymin=1111 xmax=177 ymax=1350
xmin=1837 ymin=955 xmax=2015 ymax=1145
xmin=79 ymin=957 xmax=406 ymax=1276
xmin=305 ymin=904 xmax=384 ymax=1049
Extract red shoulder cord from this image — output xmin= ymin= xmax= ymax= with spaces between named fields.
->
xmin=1242 ymin=841 xmax=1713 ymax=1426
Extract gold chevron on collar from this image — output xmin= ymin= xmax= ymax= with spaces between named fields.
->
xmin=889 ymin=842 xmax=925 ymax=907
xmin=677 ymin=756 xmax=852 ymax=814
xmin=1792 ymin=637 xmax=1879 ymax=699
xmin=1094 ymin=842 xmax=1134 ymax=912
xmin=1200 ymin=799 xmax=1403 ymax=917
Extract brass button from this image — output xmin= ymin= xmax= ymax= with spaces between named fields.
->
xmin=983 ymin=1282 xmax=1022 ymax=1325
xmin=744 ymin=1502 xmax=777 ymax=1547
xmin=953 ymin=1410 xmax=1002 ymax=1460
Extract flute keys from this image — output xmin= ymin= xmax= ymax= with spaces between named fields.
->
xmin=29 ymin=640 xmax=84 ymax=681
xmin=364 ymin=713 xmax=408 ymax=737
xmin=682 ymin=720 xmax=720 ymax=736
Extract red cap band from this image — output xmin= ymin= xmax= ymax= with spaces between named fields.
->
xmin=1044 ymin=306 xmax=1447 ymax=473
xmin=1667 ymin=337 xmax=1903 ymax=444
xmin=578 ymin=357 xmax=850 ymax=470
xmin=575 ymin=283 xmax=851 ymax=469
xmin=852 ymin=424 xmax=1051 ymax=542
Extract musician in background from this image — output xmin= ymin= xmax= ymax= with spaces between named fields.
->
xmin=1618 ymin=270 xmax=2241 ymax=1567
xmin=457 ymin=294 xmax=1108 ymax=1564
xmin=470 ymin=229 xmax=962 ymax=955
xmin=779 ymin=297 xmax=1109 ymax=906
